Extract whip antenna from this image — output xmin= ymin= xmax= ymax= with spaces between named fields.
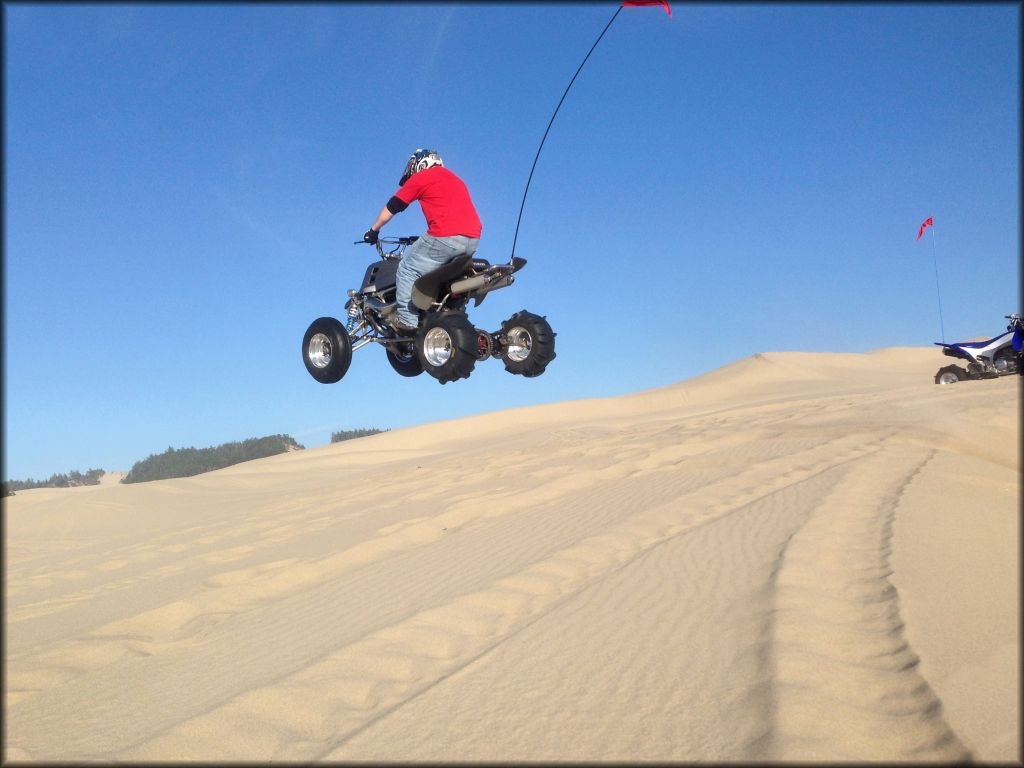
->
xmin=508 ymin=1 xmax=671 ymax=262
xmin=509 ymin=6 xmax=623 ymax=262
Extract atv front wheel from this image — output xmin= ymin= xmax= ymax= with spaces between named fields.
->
xmin=386 ymin=341 xmax=424 ymax=377
xmin=303 ymin=317 xmax=352 ymax=383
xmin=499 ymin=311 xmax=556 ymax=378
xmin=417 ymin=311 xmax=477 ymax=384
xmin=934 ymin=364 xmax=967 ymax=385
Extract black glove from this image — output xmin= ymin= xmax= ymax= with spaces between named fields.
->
xmin=363 ymin=228 xmax=379 ymax=244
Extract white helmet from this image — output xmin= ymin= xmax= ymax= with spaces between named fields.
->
xmin=399 ymin=148 xmax=443 ymax=185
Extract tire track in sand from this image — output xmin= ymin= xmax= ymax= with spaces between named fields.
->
xmin=113 ymin=431 xmax=885 ymax=762
xmin=762 ymin=442 xmax=970 ymax=762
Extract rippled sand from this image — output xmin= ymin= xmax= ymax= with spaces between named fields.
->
xmin=4 ymin=347 xmax=1019 ymax=762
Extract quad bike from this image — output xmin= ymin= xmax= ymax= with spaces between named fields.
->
xmin=933 ymin=313 xmax=1023 ymax=384
xmin=302 ymin=236 xmax=556 ymax=385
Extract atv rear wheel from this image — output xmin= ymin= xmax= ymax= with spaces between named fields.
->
xmin=500 ymin=311 xmax=556 ymax=378
xmin=303 ymin=317 xmax=352 ymax=383
xmin=386 ymin=341 xmax=423 ymax=377
xmin=934 ymin=364 xmax=967 ymax=385
xmin=417 ymin=311 xmax=477 ymax=384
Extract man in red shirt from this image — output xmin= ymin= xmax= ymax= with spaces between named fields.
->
xmin=364 ymin=149 xmax=482 ymax=331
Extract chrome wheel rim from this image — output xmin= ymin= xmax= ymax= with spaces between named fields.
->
xmin=308 ymin=333 xmax=333 ymax=369
xmin=423 ymin=327 xmax=453 ymax=367
xmin=505 ymin=327 xmax=532 ymax=362
xmin=937 ymin=372 xmax=959 ymax=385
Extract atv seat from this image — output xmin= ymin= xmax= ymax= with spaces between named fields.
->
xmin=936 ymin=335 xmax=1001 ymax=350
xmin=411 ymin=254 xmax=474 ymax=311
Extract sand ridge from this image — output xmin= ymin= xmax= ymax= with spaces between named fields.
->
xmin=3 ymin=347 xmax=1019 ymax=762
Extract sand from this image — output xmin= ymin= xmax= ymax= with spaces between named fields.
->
xmin=3 ymin=347 xmax=1019 ymax=762
xmin=97 ymin=472 xmax=127 ymax=486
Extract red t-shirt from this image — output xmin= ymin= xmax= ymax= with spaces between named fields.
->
xmin=394 ymin=166 xmax=482 ymax=238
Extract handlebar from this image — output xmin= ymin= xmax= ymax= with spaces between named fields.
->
xmin=351 ymin=235 xmax=419 ymax=259
xmin=352 ymin=236 xmax=419 ymax=246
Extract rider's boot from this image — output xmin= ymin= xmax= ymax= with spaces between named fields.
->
xmin=392 ymin=315 xmax=419 ymax=334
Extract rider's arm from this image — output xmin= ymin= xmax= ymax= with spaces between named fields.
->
xmin=370 ymin=197 xmax=408 ymax=233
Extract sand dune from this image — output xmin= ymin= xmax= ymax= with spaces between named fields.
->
xmin=4 ymin=347 xmax=1019 ymax=762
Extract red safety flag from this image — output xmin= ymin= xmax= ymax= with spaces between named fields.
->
xmin=622 ymin=0 xmax=672 ymax=17
xmin=916 ymin=216 xmax=934 ymax=240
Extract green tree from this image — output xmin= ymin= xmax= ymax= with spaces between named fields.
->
xmin=122 ymin=435 xmax=305 ymax=484
xmin=331 ymin=428 xmax=388 ymax=443
xmin=3 ymin=468 xmax=105 ymax=493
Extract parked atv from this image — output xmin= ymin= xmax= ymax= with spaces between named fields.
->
xmin=933 ymin=313 xmax=1023 ymax=384
xmin=302 ymin=236 xmax=556 ymax=385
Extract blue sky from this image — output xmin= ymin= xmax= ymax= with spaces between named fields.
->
xmin=3 ymin=2 xmax=1019 ymax=481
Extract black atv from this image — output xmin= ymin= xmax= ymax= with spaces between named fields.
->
xmin=302 ymin=236 xmax=556 ymax=385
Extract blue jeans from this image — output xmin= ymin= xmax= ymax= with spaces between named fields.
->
xmin=396 ymin=234 xmax=480 ymax=326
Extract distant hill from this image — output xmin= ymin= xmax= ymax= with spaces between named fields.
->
xmin=122 ymin=435 xmax=304 ymax=484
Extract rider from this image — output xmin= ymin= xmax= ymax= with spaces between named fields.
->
xmin=364 ymin=149 xmax=482 ymax=332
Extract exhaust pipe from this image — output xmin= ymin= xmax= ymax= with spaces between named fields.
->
xmin=473 ymin=274 xmax=514 ymax=295
xmin=450 ymin=272 xmax=516 ymax=295
xmin=449 ymin=273 xmax=490 ymax=294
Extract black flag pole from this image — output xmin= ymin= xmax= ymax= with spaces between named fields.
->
xmin=508 ymin=5 xmax=624 ymax=263
xmin=928 ymin=224 xmax=946 ymax=343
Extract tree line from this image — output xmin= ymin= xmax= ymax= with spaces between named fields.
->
xmin=2 ymin=468 xmax=105 ymax=497
xmin=331 ymin=428 xmax=388 ymax=443
xmin=3 ymin=428 xmax=389 ymax=496
xmin=122 ymin=434 xmax=304 ymax=484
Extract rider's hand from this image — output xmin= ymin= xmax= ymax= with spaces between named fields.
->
xmin=363 ymin=228 xmax=379 ymax=245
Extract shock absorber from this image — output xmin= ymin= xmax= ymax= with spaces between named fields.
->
xmin=345 ymin=294 xmax=362 ymax=333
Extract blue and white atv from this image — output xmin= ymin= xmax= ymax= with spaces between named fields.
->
xmin=302 ymin=236 xmax=556 ymax=385
xmin=933 ymin=314 xmax=1023 ymax=384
